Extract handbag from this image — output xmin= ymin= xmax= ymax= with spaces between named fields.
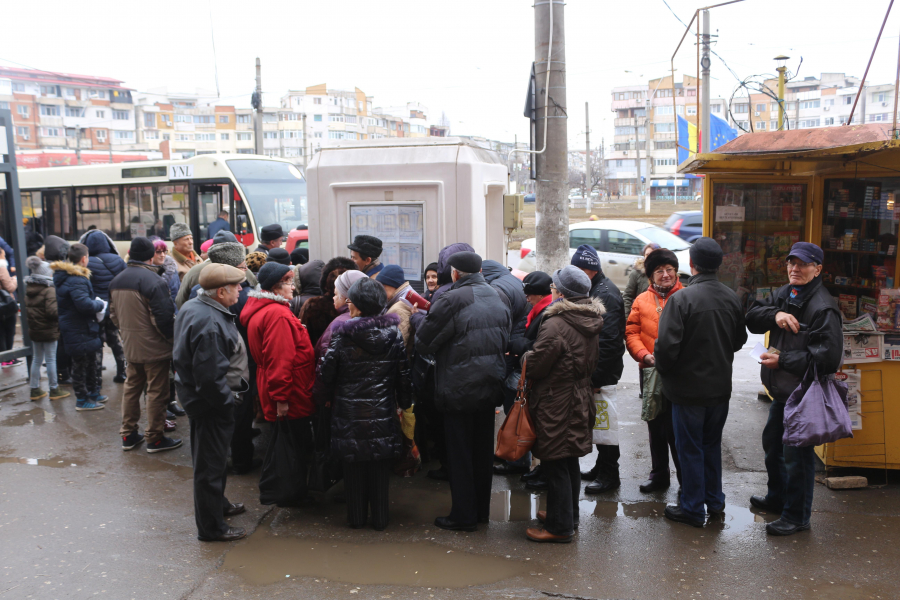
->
xmin=259 ymin=419 xmax=310 ymax=506
xmin=592 ymin=385 xmax=619 ymax=445
xmin=641 ymin=366 xmax=664 ymax=422
xmin=783 ymin=364 xmax=853 ymax=447
xmin=0 ymin=289 xmax=17 ymax=318
xmin=307 ymin=407 xmax=343 ymax=493
xmin=495 ymin=358 xmax=537 ymax=462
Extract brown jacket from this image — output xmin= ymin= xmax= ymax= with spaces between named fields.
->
xmin=171 ymin=248 xmax=197 ymax=282
xmin=24 ymin=278 xmax=58 ymax=342
xmin=109 ymin=261 xmax=175 ymax=363
xmin=523 ymin=297 xmax=604 ymax=461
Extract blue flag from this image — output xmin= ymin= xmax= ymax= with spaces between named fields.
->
xmin=678 ymin=113 xmax=738 ymax=165
xmin=709 ymin=113 xmax=738 ymax=151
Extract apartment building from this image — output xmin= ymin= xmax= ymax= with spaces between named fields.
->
xmin=0 ymin=65 xmax=140 ymax=157
xmin=281 ymin=84 xmax=373 ymax=157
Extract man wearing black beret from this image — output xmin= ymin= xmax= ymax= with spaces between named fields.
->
xmin=255 ymin=224 xmax=284 ymax=255
xmin=348 ymin=235 xmax=384 ymax=279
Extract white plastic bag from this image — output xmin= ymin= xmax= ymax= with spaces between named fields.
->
xmin=592 ymin=385 xmax=618 ymax=446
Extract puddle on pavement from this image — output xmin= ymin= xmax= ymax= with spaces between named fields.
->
xmin=0 ymin=455 xmax=79 ymax=468
xmin=490 ymin=489 xmax=542 ymax=521
xmin=223 ymin=520 xmax=527 ymax=588
xmin=1 ymin=407 xmax=56 ymax=426
xmin=578 ymin=498 xmax=778 ymax=533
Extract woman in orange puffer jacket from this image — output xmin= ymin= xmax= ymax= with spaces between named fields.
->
xmin=625 ymin=248 xmax=683 ymax=496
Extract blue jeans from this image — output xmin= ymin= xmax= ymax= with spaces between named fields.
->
xmin=762 ymin=400 xmax=815 ymax=526
xmin=671 ymin=402 xmax=730 ymax=522
xmin=29 ymin=340 xmax=58 ymax=389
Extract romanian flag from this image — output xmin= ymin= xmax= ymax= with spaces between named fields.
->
xmin=677 ymin=113 xmax=738 ymax=165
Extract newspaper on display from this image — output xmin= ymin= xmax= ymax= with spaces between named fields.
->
xmin=835 ymin=369 xmax=863 ymax=430
xmin=350 ymin=204 xmax=424 ymax=282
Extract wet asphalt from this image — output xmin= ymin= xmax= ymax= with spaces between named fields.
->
xmin=1 ymin=331 xmax=898 ymax=600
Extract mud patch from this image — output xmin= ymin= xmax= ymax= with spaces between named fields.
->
xmin=1 ymin=407 xmax=56 ymax=426
xmin=0 ymin=455 xmax=79 ymax=468
xmin=223 ymin=521 xmax=527 ymax=587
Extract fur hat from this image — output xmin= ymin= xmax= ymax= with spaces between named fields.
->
xmin=208 ymin=242 xmax=246 ymax=268
xmin=260 ymin=224 xmax=284 ymax=243
xmin=319 ymin=256 xmax=357 ymax=295
xmin=347 ymin=235 xmax=383 ymax=259
xmin=644 ymin=248 xmax=679 ymax=281
xmin=245 ymin=251 xmax=267 ymax=273
xmin=169 ymin=223 xmax=191 ymax=241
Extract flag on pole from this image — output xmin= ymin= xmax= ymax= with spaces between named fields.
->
xmin=677 ymin=113 xmax=738 ymax=165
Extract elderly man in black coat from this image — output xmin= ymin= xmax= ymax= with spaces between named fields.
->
xmin=415 ymin=251 xmax=511 ymax=531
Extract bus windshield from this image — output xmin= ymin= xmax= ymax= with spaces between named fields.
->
xmin=226 ymin=159 xmax=308 ymax=234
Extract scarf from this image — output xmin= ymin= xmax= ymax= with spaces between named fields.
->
xmin=652 ymin=283 xmax=675 ymax=298
xmin=526 ymin=295 xmax=553 ymax=328
xmin=787 ymin=276 xmax=821 ymax=308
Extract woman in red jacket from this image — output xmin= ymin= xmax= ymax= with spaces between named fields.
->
xmin=241 ymin=262 xmax=316 ymax=502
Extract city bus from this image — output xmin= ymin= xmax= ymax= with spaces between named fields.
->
xmin=15 ymin=154 xmax=308 ymax=254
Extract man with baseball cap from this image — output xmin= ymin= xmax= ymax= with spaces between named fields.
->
xmin=174 ymin=263 xmax=250 ymax=542
xmin=655 ymin=237 xmax=748 ymax=528
xmin=348 ymin=235 xmax=384 ymax=278
xmin=255 ymin=224 xmax=284 ymax=255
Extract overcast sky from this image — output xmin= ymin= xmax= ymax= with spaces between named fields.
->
xmin=3 ymin=0 xmax=899 ymax=150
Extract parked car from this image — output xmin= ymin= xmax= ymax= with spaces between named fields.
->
xmin=524 ymin=193 xmax=536 ymax=204
xmin=517 ymin=220 xmax=693 ymax=290
xmin=664 ymin=210 xmax=703 ymax=243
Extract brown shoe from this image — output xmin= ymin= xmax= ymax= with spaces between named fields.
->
xmin=526 ymin=527 xmax=572 ymax=543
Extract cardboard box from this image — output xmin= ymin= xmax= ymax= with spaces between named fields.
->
xmin=843 ymin=332 xmax=884 ymax=364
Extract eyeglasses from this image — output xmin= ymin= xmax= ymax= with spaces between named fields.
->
xmin=549 ymin=284 xmax=557 ymax=291
xmin=155 ymin=249 xmax=168 ymax=255
xmin=786 ymin=259 xmax=815 ymax=270
xmin=653 ymin=267 xmax=676 ymax=277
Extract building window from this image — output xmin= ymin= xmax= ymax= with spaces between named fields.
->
xmin=237 ymin=114 xmax=251 ymax=124
xmin=686 ymin=106 xmax=697 ymax=115
xmin=770 ymin=120 xmax=778 ymax=130
xmin=655 ymin=122 xmax=675 ymax=133
xmin=41 ymin=127 xmax=63 ymax=137
xmin=314 ymin=97 xmax=322 ymax=105
xmin=655 ymin=141 xmax=676 ymax=150
xmin=280 ymin=113 xmax=299 ymax=121
xmin=869 ymin=113 xmax=888 ymax=122
xmin=65 ymin=106 xmax=83 ymax=117
xmin=710 ymin=104 xmax=721 ymax=113
xmin=89 ymin=89 xmax=106 ymax=99
xmin=755 ymin=121 xmax=766 ymax=130
xmin=40 ymin=105 xmax=61 ymax=116
xmin=825 ymin=98 xmax=835 ymax=106
xmin=40 ymin=85 xmax=57 ymax=97
xmin=162 ymin=133 xmax=170 ymax=140
xmin=193 ymin=115 xmax=214 ymax=124
xmin=844 ymin=96 xmax=852 ymax=105
xmin=314 ymin=114 xmax=322 ymax=122
xmin=329 ymin=115 xmax=344 ymax=123
xmin=0 ymin=101 xmax=7 ymax=110
xmin=755 ymin=104 xmax=766 ymax=112
xmin=799 ymin=119 xmax=820 ymax=129
xmin=236 ymin=132 xmax=252 ymax=141
xmin=824 ymin=117 xmax=835 ymax=125
xmin=143 ymin=113 xmax=156 ymax=127
xmin=113 ymin=110 xmax=129 ymax=120
xmin=314 ymin=132 xmax=323 ymax=138
xmin=160 ymin=114 xmax=172 ymax=125
xmin=734 ymin=103 xmax=749 ymax=114
xmin=263 ymin=132 xmax=277 ymax=139
xmin=220 ymin=133 xmax=230 ymax=140
xmin=16 ymin=126 xmax=29 ymax=140
xmin=687 ymin=89 xmax=696 ymax=97
xmin=655 ymin=159 xmax=677 ymax=166
xmin=329 ymin=131 xmax=342 ymax=139
xmin=144 ymin=130 xmax=159 ymax=140
xmin=875 ymin=92 xmax=887 ymax=103
xmin=12 ymin=82 xmax=25 ymax=92
xmin=96 ymin=130 xmax=107 ymax=141
xmin=95 ymin=110 xmax=105 ymax=119
xmin=175 ymin=114 xmax=191 ymax=123
xmin=195 ymin=133 xmax=216 ymax=141
xmin=799 ymin=99 xmax=820 ymax=109
xmin=238 ymin=148 xmax=253 ymax=154
xmin=114 ymin=130 xmax=134 ymax=140
xmin=264 ymin=149 xmax=280 ymax=157
xmin=17 ymin=105 xmax=29 ymax=117
xmin=262 ymin=114 xmax=277 ymax=123
xmin=175 ymin=133 xmax=191 ymax=141
xmin=219 ymin=115 xmax=229 ymax=123
xmin=785 ymin=102 xmax=797 ymax=111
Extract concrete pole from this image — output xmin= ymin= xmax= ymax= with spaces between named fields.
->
xmin=701 ymin=10 xmax=711 ymax=153
xmin=777 ymin=65 xmax=786 ymax=130
xmin=254 ymin=58 xmax=263 ymax=155
xmin=75 ymin=126 xmax=82 ymax=165
xmin=634 ymin=123 xmax=642 ymax=208
xmin=585 ymin=102 xmax=592 ymax=214
xmin=534 ymin=0 xmax=569 ymax=273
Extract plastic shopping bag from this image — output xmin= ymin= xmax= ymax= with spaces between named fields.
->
xmin=592 ymin=385 xmax=619 ymax=446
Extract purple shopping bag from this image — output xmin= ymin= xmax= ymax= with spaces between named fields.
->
xmin=783 ymin=364 xmax=853 ymax=447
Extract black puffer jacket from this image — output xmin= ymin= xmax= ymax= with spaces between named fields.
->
xmin=589 ymin=271 xmax=625 ymax=387
xmin=432 ymin=242 xmax=474 ymax=303
xmin=482 ymin=260 xmax=529 ymax=371
xmin=415 ymin=273 xmax=511 ymax=412
xmin=745 ymin=275 xmax=843 ymax=402
xmin=317 ymin=313 xmax=411 ymax=462
xmin=51 ymin=261 xmax=104 ymax=356
xmin=80 ymin=230 xmax=125 ymax=302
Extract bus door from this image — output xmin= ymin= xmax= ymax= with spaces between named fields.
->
xmin=191 ymin=183 xmax=228 ymax=242
xmin=44 ymin=189 xmax=75 ymax=240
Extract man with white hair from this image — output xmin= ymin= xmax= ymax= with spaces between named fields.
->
xmin=415 ymin=250 xmax=511 ymax=532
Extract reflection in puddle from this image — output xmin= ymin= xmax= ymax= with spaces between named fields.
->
xmin=578 ymin=498 xmax=777 ymax=533
xmin=1 ymin=407 xmax=56 ymax=426
xmin=123 ymin=456 xmax=194 ymax=479
xmin=0 ymin=456 xmax=78 ymax=468
xmin=490 ymin=490 xmax=542 ymax=521
xmin=224 ymin=521 xmax=527 ymax=587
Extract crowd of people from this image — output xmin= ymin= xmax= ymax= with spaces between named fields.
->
xmin=10 ymin=218 xmax=841 ymax=543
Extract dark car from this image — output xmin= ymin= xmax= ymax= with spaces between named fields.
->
xmin=524 ymin=193 xmax=535 ymax=204
xmin=664 ymin=210 xmax=703 ymax=243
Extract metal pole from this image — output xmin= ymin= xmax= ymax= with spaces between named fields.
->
xmin=701 ymin=10 xmax=711 ymax=152
xmin=634 ymin=123 xmax=642 ymax=209
xmin=893 ymin=30 xmax=900 ymax=138
xmin=534 ymin=0 xmax=569 ymax=273
xmin=777 ymin=66 xmax=786 ymax=130
xmin=847 ymin=0 xmax=893 ymax=126
xmin=255 ymin=57 xmax=263 ymax=155
xmin=585 ymin=102 xmax=592 ymax=214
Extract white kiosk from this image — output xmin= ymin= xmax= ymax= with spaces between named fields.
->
xmin=306 ymin=137 xmax=512 ymax=291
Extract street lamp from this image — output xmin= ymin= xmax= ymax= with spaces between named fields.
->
xmin=774 ymin=55 xmax=790 ymax=130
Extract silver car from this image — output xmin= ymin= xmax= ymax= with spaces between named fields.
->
xmin=517 ymin=219 xmax=693 ymax=290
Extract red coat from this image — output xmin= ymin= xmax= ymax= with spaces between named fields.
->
xmin=240 ymin=290 xmax=316 ymax=421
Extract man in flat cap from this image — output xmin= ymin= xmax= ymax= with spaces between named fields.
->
xmin=169 ymin=223 xmax=198 ymax=282
xmin=174 ymin=264 xmax=250 ymax=542
xmin=415 ymin=250 xmax=511 ymax=532
xmin=348 ymin=234 xmax=384 ymax=279
xmin=255 ymin=224 xmax=284 ymax=256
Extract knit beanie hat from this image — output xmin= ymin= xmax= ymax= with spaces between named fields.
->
xmin=644 ymin=248 xmax=679 ymax=281
xmin=267 ymin=247 xmax=291 ymax=266
xmin=26 ymin=256 xmax=52 ymax=278
xmin=375 ymin=264 xmax=406 ymax=289
xmin=245 ymin=251 xmax=267 ymax=273
xmin=129 ymin=236 xmax=155 ymax=262
xmin=257 ymin=262 xmax=292 ymax=291
xmin=208 ymin=242 xmax=246 ymax=268
xmin=571 ymin=244 xmax=600 ymax=271
xmin=689 ymin=237 xmax=724 ymax=271
xmin=334 ymin=270 xmax=367 ymax=298
xmin=552 ymin=265 xmax=591 ymax=298
xmin=200 ymin=239 xmax=215 ymax=254
xmin=169 ymin=223 xmax=191 ymax=241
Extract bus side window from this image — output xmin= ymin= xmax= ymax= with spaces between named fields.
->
xmin=75 ymin=186 xmax=120 ymax=240
xmin=44 ymin=189 xmax=75 ymax=241
xmin=158 ymin=184 xmax=190 ymax=241
xmin=125 ymin=185 xmax=161 ymax=240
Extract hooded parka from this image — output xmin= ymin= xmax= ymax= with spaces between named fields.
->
xmin=79 ymin=230 xmax=126 ymax=302
xmin=51 ymin=261 xmax=104 ymax=356
xmin=623 ymin=257 xmax=650 ymax=317
xmin=523 ymin=297 xmax=605 ymax=461
xmin=24 ymin=271 xmax=58 ymax=342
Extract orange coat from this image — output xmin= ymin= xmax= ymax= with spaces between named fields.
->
xmin=625 ymin=280 xmax=683 ymax=367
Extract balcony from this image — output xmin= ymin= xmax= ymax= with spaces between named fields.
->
xmin=614 ymin=117 xmax=638 ymax=127
xmin=39 ymin=116 xmax=64 ymax=127
xmin=611 ymin=98 xmax=643 ymax=110
xmin=654 ymin=132 xmax=676 ymax=141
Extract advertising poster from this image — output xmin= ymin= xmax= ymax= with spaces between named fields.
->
xmin=350 ymin=204 xmax=424 ymax=281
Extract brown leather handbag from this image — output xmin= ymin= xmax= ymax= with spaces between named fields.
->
xmin=495 ymin=359 xmax=537 ymax=462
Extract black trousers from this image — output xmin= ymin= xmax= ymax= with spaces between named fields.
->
xmin=0 ymin=315 xmax=15 ymax=353
xmin=230 ymin=389 xmax=256 ymax=469
xmin=57 ymin=340 xmax=71 ymax=378
xmin=443 ymin=410 xmax=495 ymax=525
xmin=594 ymin=444 xmax=621 ymax=482
xmin=543 ymin=456 xmax=581 ymax=536
xmin=648 ymin=400 xmax=681 ymax=484
xmin=415 ymin=399 xmax=446 ymax=467
xmin=344 ymin=458 xmax=391 ymax=529
xmin=97 ymin=314 xmax=125 ymax=375
xmin=189 ymin=407 xmax=235 ymax=539
xmin=70 ymin=352 xmax=101 ymax=398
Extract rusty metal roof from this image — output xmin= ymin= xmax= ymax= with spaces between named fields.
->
xmin=715 ymin=123 xmax=892 ymax=155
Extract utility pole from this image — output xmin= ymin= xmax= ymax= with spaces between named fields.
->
xmin=74 ymin=126 xmax=82 ymax=165
xmin=701 ymin=10 xmax=711 ymax=152
xmin=585 ymin=102 xmax=592 ymax=214
xmin=254 ymin=58 xmax=263 ymax=155
xmin=775 ymin=55 xmax=789 ymax=130
xmin=514 ymin=134 xmax=519 ymax=193
xmin=302 ymin=112 xmax=308 ymax=171
xmin=534 ymin=0 xmax=569 ymax=273
xmin=634 ymin=123 xmax=642 ymax=208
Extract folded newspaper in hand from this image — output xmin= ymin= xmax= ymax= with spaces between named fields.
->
xmin=95 ymin=298 xmax=108 ymax=323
